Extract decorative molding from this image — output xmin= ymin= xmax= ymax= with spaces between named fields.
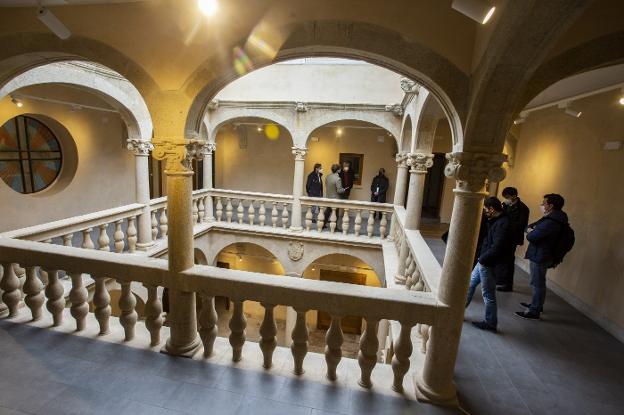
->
xmin=400 ymin=78 xmax=419 ymax=94
xmin=406 ymin=153 xmax=434 ymax=173
xmin=201 ymin=142 xmax=217 ymax=156
xmin=292 ymin=147 xmax=307 ymax=161
xmin=207 ymin=100 xmax=219 ymax=111
xmin=395 ymin=152 xmax=408 ymax=168
xmin=385 ymin=104 xmax=403 ymax=117
xmin=126 ymin=138 xmax=153 ymax=156
xmin=295 ymin=102 xmax=308 ymax=112
xmin=288 ymin=241 xmax=304 ymax=261
xmin=152 ymin=138 xmax=206 ymax=174
xmin=444 ymin=152 xmax=507 ymax=192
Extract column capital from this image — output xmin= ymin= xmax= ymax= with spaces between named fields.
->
xmin=292 ymin=146 xmax=307 ymax=161
xmin=406 ymin=152 xmax=434 ymax=173
xmin=444 ymin=151 xmax=507 ymax=193
xmin=200 ymin=142 xmax=217 ymax=156
xmin=152 ymin=138 xmax=206 ymax=175
xmin=126 ymin=138 xmax=153 ymax=156
xmin=395 ymin=152 xmax=409 ymax=168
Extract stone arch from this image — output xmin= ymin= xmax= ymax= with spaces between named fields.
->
xmin=301 ymin=253 xmax=384 ymax=287
xmin=414 ymin=94 xmax=448 ymax=153
xmin=303 ymin=114 xmax=400 ymax=149
xmin=400 ymin=115 xmax=413 ymax=153
xmin=194 ymin=248 xmax=208 ymax=265
xmin=207 ymin=239 xmax=287 ymax=272
xmin=206 ymin=111 xmax=294 ymax=145
xmin=183 ymin=20 xmax=467 ymax=152
xmin=0 ymin=61 xmax=153 ymax=140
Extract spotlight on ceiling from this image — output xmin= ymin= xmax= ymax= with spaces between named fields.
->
xmin=558 ymin=102 xmax=582 ymax=118
xmin=619 ymin=89 xmax=624 ymax=106
xmin=513 ymin=112 xmax=528 ymax=125
xmin=198 ymin=0 xmax=219 ymax=16
xmin=10 ymin=96 xmax=23 ymax=108
xmin=37 ymin=7 xmax=71 ymax=40
xmin=257 ymin=125 xmax=262 ymax=132
xmin=451 ymin=0 xmax=496 ymax=24
xmin=336 ymin=128 xmax=343 ymax=136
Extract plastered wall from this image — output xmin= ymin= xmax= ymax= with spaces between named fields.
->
xmin=501 ymin=90 xmax=624 ymax=341
xmin=0 ymin=84 xmax=135 ymax=232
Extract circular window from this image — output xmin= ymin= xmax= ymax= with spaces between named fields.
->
xmin=0 ymin=116 xmax=62 ymax=194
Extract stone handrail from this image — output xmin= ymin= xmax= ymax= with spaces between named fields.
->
xmin=0 ymin=237 xmax=448 ymax=391
xmin=300 ymin=196 xmax=394 ymax=212
xmin=206 ymin=188 xmax=293 ymax=203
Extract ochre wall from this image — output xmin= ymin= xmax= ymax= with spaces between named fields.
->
xmin=0 ymin=84 xmax=135 ymax=232
xmin=502 ymin=90 xmax=624 ymax=340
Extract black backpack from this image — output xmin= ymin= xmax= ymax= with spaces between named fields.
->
xmin=547 ymin=218 xmax=575 ymax=268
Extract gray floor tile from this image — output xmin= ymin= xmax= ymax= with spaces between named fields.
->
xmin=235 ymin=396 xmax=312 ymax=415
xmin=214 ymin=366 xmax=287 ymax=400
xmin=162 ymin=382 xmax=243 ymax=415
xmin=277 ymin=378 xmax=352 ymax=414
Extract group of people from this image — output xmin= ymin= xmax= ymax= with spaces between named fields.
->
xmin=305 ymin=161 xmax=390 ymax=226
xmin=465 ymin=187 xmax=572 ymax=332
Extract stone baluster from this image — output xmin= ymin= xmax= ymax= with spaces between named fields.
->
xmin=229 ymin=300 xmax=246 ymax=362
xmin=225 ymin=198 xmax=233 ymax=223
xmin=216 ymin=197 xmax=223 ymax=221
xmin=317 ymin=207 xmax=325 ymax=232
xmin=271 ymin=202 xmax=278 ymax=228
xmin=247 ymin=200 xmax=255 ymax=225
xmin=192 ymin=198 xmax=199 ymax=223
xmin=44 ymin=269 xmax=65 ymax=326
xmin=291 ymin=308 xmax=309 ymax=375
xmin=127 ymin=217 xmax=138 ymax=253
xmin=151 ymin=211 xmax=159 ymax=241
xmin=1 ymin=263 xmax=20 ymax=317
xmin=281 ymin=202 xmax=289 ymax=229
xmin=198 ymin=197 xmax=205 ymax=223
xmin=98 ymin=224 xmax=110 ymax=250
xmin=342 ymin=208 xmax=349 ymax=235
xmin=198 ymin=294 xmax=218 ymax=357
xmin=23 ymin=266 xmax=44 ymax=321
xmin=203 ymin=196 xmax=212 ymax=222
xmin=420 ymin=324 xmax=431 ymax=354
xmin=367 ymin=210 xmax=375 ymax=237
xmin=69 ymin=272 xmax=88 ymax=331
xmin=354 ymin=210 xmax=362 ymax=236
xmin=237 ymin=199 xmax=244 ymax=224
xmin=93 ymin=276 xmax=111 ymax=335
xmin=82 ymin=228 xmax=94 ymax=250
xmin=380 ymin=212 xmax=388 ymax=238
xmin=325 ymin=315 xmax=343 ymax=381
xmin=259 ymin=303 xmax=278 ymax=369
xmin=329 ymin=208 xmax=337 ymax=233
xmin=358 ymin=318 xmax=380 ymax=388
xmin=144 ymin=284 xmax=163 ymax=346
xmin=305 ymin=206 xmax=312 ymax=231
xmin=119 ymin=280 xmax=137 ymax=341
xmin=201 ymin=142 xmax=216 ymax=222
xmin=258 ymin=201 xmax=266 ymax=226
xmin=63 ymin=233 xmax=73 ymax=247
xmin=114 ymin=221 xmax=125 ymax=252
xmin=159 ymin=208 xmax=169 ymax=237
xmin=391 ymin=322 xmax=414 ymax=392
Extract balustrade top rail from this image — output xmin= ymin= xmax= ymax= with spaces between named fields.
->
xmin=0 ymin=203 xmax=145 ymax=242
xmin=204 ymin=188 xmax=293 ymax=203
xmin=0 ymin=238 xmax=447 ymax=326
xmin=300 ymin=196 xmax=394 ymax=212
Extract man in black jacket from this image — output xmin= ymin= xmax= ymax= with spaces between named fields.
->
xmin=496 ymin=187 xmax=530 ymax=292
xmin=370 ymin=168 xmax=389 ymax=219
xmin=465 ymin=197 xmax=514 ymax=332
xmin=305 ymin=163 xmax=323 ymax=223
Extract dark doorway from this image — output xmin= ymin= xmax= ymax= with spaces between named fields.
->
xmin=422 ymin=153 xmax=446 ymax=219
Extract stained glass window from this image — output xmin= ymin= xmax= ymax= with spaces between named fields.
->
xmin=0 ymin=116 xmax=62 ymax=194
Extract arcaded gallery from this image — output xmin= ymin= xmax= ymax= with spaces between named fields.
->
xmin=0 ymin=1 xmax=623 ymax=414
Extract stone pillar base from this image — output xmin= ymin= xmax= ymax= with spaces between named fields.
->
xmin=136 ymin=241 xmax=156 ymax=251
xmin=161 ymin=337 xmax=202 ymax=358
xmin=289 ymin=226 xmax=303 ymax=233
xmin=415 ymin=377 xmax=459 ymax=407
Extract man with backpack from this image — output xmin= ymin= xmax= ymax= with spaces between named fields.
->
xmin=516 ymin=193 xmax=574 ymax=320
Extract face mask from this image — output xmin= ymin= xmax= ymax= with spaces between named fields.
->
xmin=503 ymin=199 xmax=512 ymax=205
xmin=343 ymin=167 xmax=349 ymax=171
xmin=539 ymin=205 xmax=546 ymax=214
xmin=318 ymin=169 xmax=323 ymax=174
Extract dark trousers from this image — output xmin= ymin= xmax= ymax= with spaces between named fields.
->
xmin=496 ymin=248 xmax=517 ymax=288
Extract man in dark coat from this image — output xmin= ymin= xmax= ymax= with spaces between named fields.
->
xmin=370 ymin=168 xmax=389 ymax=219
xmin=496 ymin=187 xmax=530 ymax=292
xmin=339 ymin=161 xmax=355 ymax=199
xmin=516 ymin=193 xmax=568 ymax=320
xmin=305 ymin=163 xmax=323 ymax=223
xmin=465 ymin=197 xmax=514 ymax=332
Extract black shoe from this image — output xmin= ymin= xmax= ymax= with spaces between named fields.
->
xmin=515 ymin=311 xmax=540 ymax=320
xmin=472 ymin=321 xmax=497 ymax=332
xmin=311 ymin=219 xmax=317 ymax=224
xmin=496 ymin=285 xmax=513 ymax=292
xmin=520 ymin=302 xmax=544 ymax=313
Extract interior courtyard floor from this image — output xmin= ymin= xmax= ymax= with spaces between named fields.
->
xmin=1 ymin=237 xmax=623 ymax=414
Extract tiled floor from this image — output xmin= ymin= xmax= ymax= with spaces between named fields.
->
xmin=1 ymin=238 xmax=623 ymax=414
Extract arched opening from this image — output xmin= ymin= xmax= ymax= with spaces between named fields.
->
xmin=401 ymin=115 xmax=413 ymax=154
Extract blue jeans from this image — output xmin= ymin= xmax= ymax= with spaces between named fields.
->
xmin=529 ymin=261 xmax=549 ymax=315
xmin=466 ymin=263 xmax=498 ymax=327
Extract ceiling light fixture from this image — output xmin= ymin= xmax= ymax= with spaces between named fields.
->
xmin=336 ymin=128 xmax=343 ymax=136
xmin=37 ymin=7 xmax=71 ymax=40
xmin=257 ymin=125 xmax=262 ymax=132
xmin=513 ymin=112 xmax=528 ymax=125
xmin=558 ymin=102 xmax=582 ymax=118
xmin=451 ymin=0 xmax=496 ymax=24
xmin=619 ymin=88 xmax=624 ymax=106
xmin=10 ymin=96 xmax=23 ymax=108
xmin=198 ymin=0 xmax=219 ymax=16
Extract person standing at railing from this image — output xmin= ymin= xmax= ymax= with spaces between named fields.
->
xmin=325 ymin=164 xmax=346 ymax=231
xmin=306 ymin=163 xmax=324 ymax=223
xmin=370 ymin=168 xmax=389 ymax=220
xmin=339 ymin=160 xmax=355 ymax=200
xmin=465 ymin=197 xmax=514 ymax=332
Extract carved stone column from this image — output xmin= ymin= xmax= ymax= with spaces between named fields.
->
xmin=0 ymin=265 xmax=7 ymax=318
xmin=202 ymin=142 xmax=217 ymax=221
xmin=127 ymin=139 xmax=155 ymax=250
xmin=284 ymin=271 xmax=302 ymax=345
xmin=290 ymin=147 xmax=307 ymax=232
xmin=416 ymin=151 xmax=506 ymax=405
xmin=152 ymin=138 xmax=205 ymax=357
xmin=405 ymin=153 xmax=434 ymax=230
xmin=392 ymin=153 xmax=409 ymax=206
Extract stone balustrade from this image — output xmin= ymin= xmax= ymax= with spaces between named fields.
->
xmin=0 ymin=237 xmax=449 ymax=392
xmin=206 ymin=189 xmax=292 ymax=228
